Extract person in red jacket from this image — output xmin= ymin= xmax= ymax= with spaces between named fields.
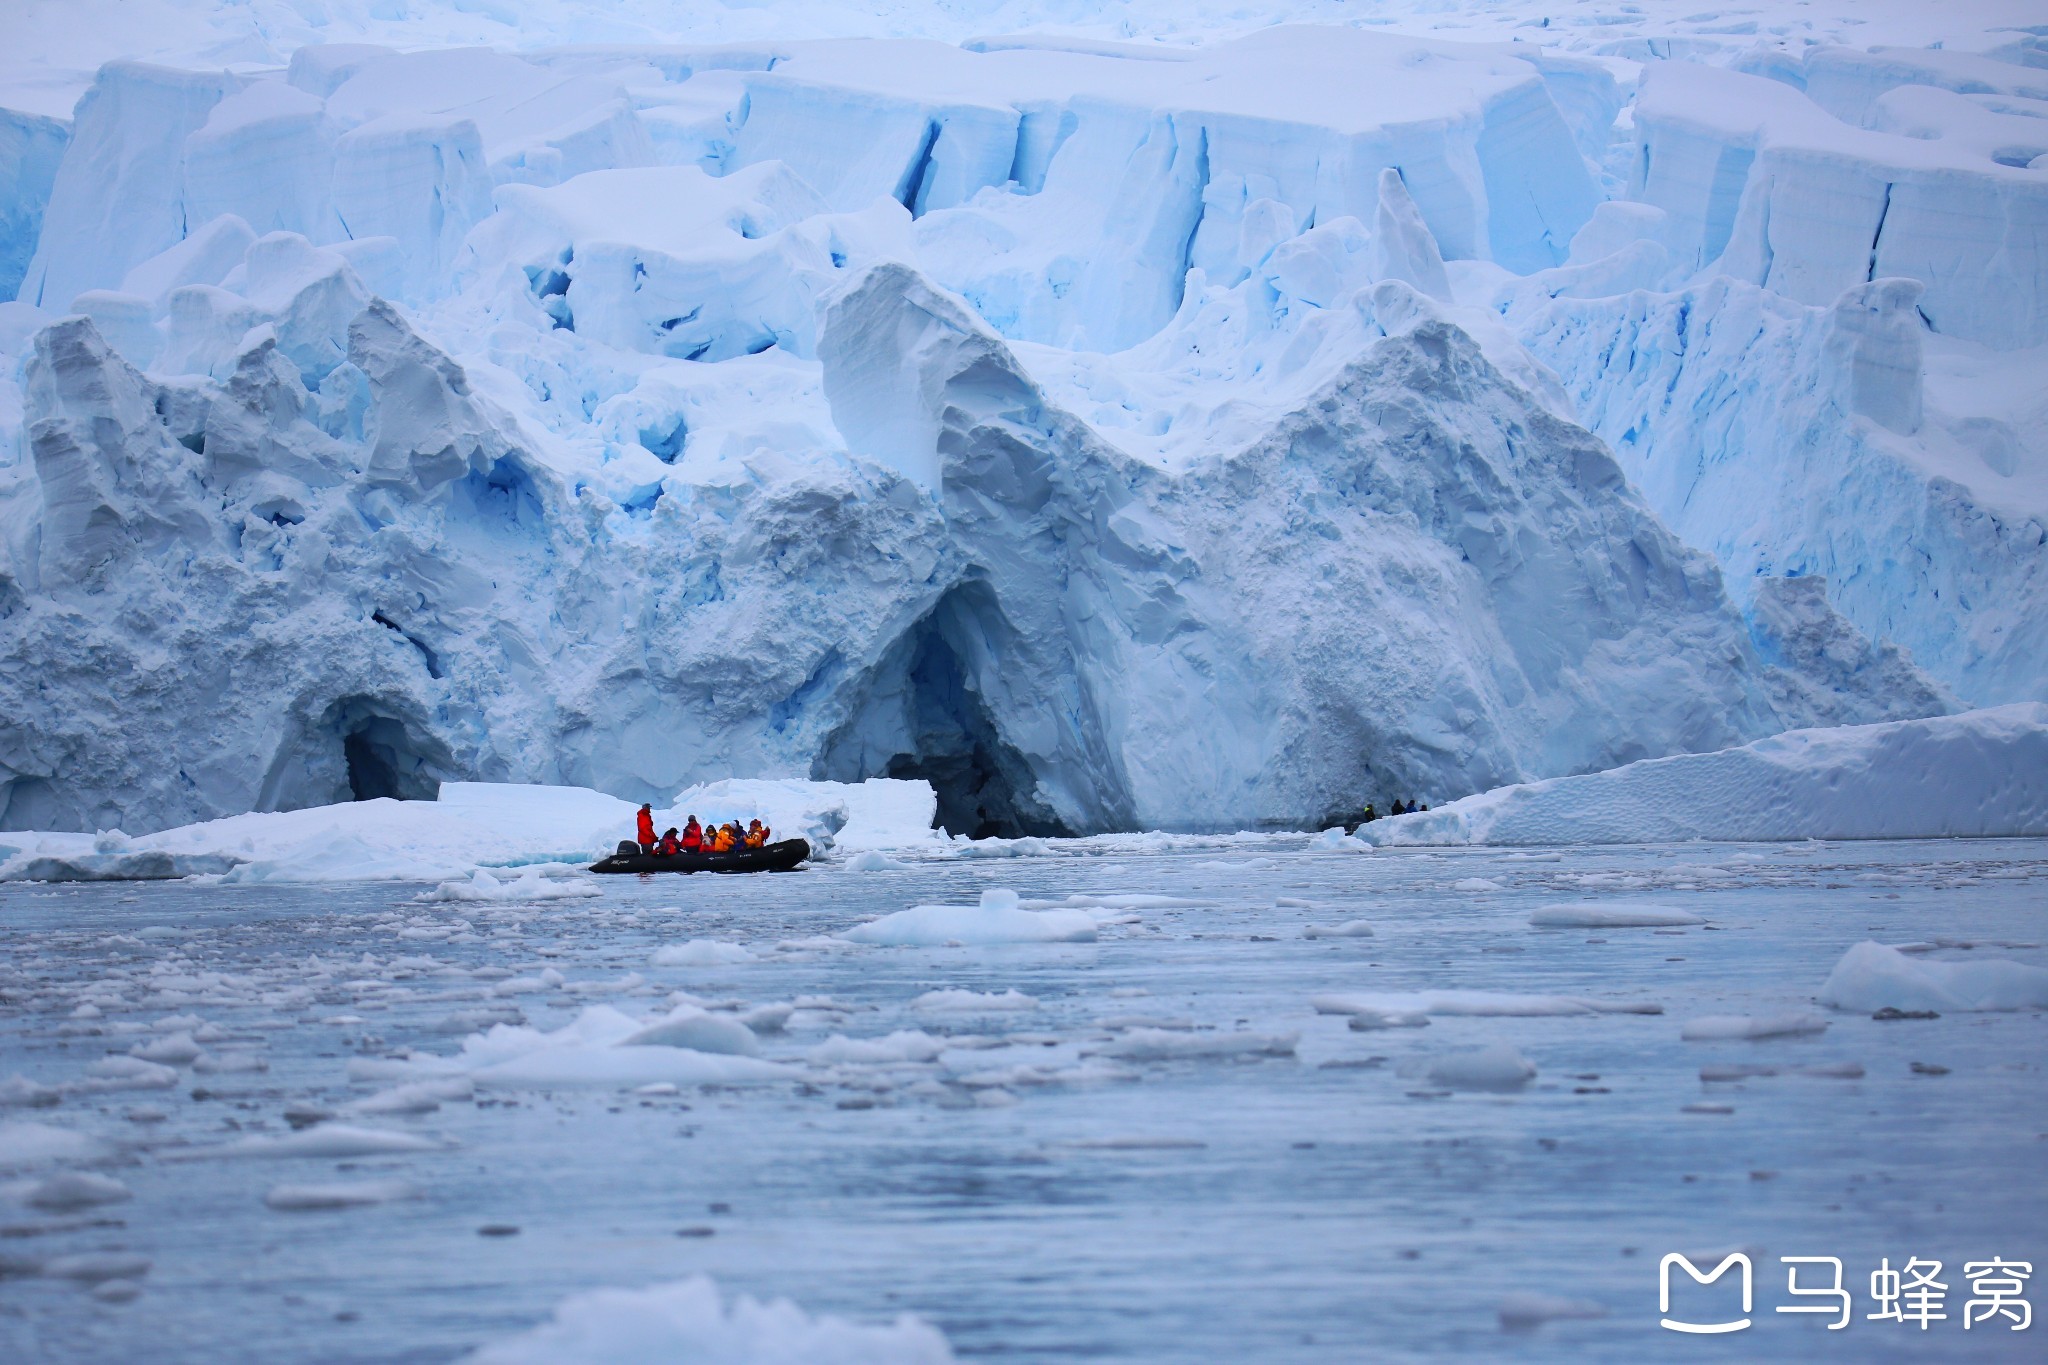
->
xmin=656 ymin=827 xmax=681 ymax=856
xmin=635 ymin=803 xmax=655 ymax=853
xmin=681 ymin=816 xmax=703 ymax=852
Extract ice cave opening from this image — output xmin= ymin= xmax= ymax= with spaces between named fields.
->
xmin=330 ymin=700 xmax=446 ymax=804
xmin=819 ymin=585 xmax=1070 ymax=840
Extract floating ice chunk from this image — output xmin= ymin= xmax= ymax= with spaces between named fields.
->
xmin=389 ymin=1004 xmax=789 ymax=1089
xmin=843 ymin=850 xmax=912 ymax=872
xmin=129 ymin=1032 xmax=203 ymax=1065
xmin=1095 ymin=1029 xmax=1297 ymax=1062
xmin=913 ymin=989 xmax=1038 ymax=1012
xmin=652 ymin=940 xmax=757 ymax=967
xmin=1346 ymin=1009 xmax=1430 ymax=1032
xmin=1529 ymin=904 xmax=1705 ymax=929
xmin=461 ymin=1273 xmax=954 ymax=1364
xmin=212 ymin=1124 xmax=451 ymax=1159
xmin=1308 ymin=828 xmax=1371 ymax=852
xmin=843 ymin=890 xmax=1097 ymax=946
xmin=1452 ymin=878 xmax=1503 ymax=893
xmin=808 ymin=1031 xmax=947 ymax=1066
xmin=345 ymin=1078 xmax=475 ymax=1116
xmin=1498 ymin=1292 xmax=1608 ymax=1329
xmin=1313 ymin=992 xmax=1658 ymax=1019
xmin=420 ymin=868 xmax=600 ymax=903
xmin=1818 ymin=941 xmax=2048 ymax=1013
xmin=25 ymin=1171 xmax=132 ymax=1211
xmin=1680 ymin=1013 xmax=1831 ymax=1042
xmin=1303 ymin=921 xmax=1375 ymax=939
xmin=480 ymin=1048 xmax=787 ymax=1090
xmin=737 ymin=1004 xmax=794 ymax=1034
xmin=1426 ymin=1045 xmax=1536 ymax=1091
xmin=76 ymin=1056 xmax=179 ymax=1092
xmin=264 ymin=1180 xmax=420 ymax=1211
xmin=0 ymin=1076 xmax=61 ymax=1108
xmin=617 ymin=1006 xmax=762 ymax=1057
xmin=44 ymin=1253 xmax=150 ymax=1284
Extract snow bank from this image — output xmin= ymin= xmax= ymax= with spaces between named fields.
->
xmin=842 ymin=889 xmax=1098 ymax=946
xmin=1369 ymin=706 xmax=2048 ymax=846
xmin=1818 ymin=941 xmax=2048 ymax=1013
xmin=1 ymin=778 xmax=936 ymax=883
xmin=463 ymin=1274 xmax=954 ymax=1365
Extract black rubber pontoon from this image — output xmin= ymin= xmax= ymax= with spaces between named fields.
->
xmin=588 ymin=838 xmax=811 ymax=875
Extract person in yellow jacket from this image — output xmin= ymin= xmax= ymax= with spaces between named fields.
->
xmin=708 ymin=823 xmax=736 ymax=853
xmin=744 ymin=819 xmax=769 ymax=848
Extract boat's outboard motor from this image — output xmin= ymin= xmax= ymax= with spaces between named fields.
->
xmin=615 ymin=840 xmax=640 ymax=857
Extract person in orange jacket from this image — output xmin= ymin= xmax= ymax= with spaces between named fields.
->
xmin=635 ymin=803 xmax=655 ymax=853
xmin=744 ymin=819 xmax=769 ymax=848
xmin=680 ymin=816 xmax=703 ymax=852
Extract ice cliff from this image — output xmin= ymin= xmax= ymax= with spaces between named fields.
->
xmin=1 ymin=14 xmax=2030 ymax=836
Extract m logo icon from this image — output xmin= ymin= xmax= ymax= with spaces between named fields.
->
xmin=1660 ymin=1252 xmax=1753 ymax=1334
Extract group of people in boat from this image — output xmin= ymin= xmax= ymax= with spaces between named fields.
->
xmin=635 ymin=803 xmax=771 ymax=856
xmin=1356 ymin=798 xmax=1427 ymax=823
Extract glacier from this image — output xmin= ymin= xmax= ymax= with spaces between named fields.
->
xmin=0 ymin=4 xmax=2040 ymax=841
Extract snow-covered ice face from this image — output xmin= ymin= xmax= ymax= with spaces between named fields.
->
xmin=6 ymin=1 xmax=2035 ymax=838
xmin=0 ymin=834 xmax=2042 ymax=1360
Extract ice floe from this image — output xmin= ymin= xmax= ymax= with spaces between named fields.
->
xmin=462 ymin=1274 xmax=954 ymax=1364
xmin=1528 ymin=904 xmax=1705 ymax=929
xmin=1425 ymin=1045 xmax=1537 ymax=1091
xmin=363 ymin=1005 xmax=792 ymax=1089
xmin=1679 ymin=1013 xmax=1831 ymax=1042
xmin=652 ymin=940 xmax=758 ymax=967
xmin=1818 ymin=941 xmax=2048 ymax=1013
xmin=419 ymin=868 xmax=600 ymax=903
xmin=842 ymin=889 xmax=1098 ymax=946
xmin=264 ymin=1180 xmax=421 ymax=1211
xmin=1372 ymin=707 xmax=2048 ymax=846
xmin=1314 ymin=991 xmax=1661 ymax=1019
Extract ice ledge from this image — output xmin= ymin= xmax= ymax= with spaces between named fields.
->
xmin=1365 ymin=704 xmax=2048 ymax=847
xmin=0 ymin=777 xmax=942 ymax=885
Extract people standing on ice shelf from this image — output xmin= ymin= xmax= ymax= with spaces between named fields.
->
xmin=657 ymin=828 xmax=681 ymax=856
xmin=745 ymin=819 xmax=770 ymax=849
xmin=681 ymin=817 xmax=703 ymax=852
xmin=1360 ymin=804 xmax=1377 ymax=823
xmin=636 ymin=803 xmax=656 ymax=853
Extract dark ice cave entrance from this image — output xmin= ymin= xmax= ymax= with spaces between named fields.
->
xmin=333 ymin=703 xmax=445 ymax=803
xmin=820 ymin=586 xmax=1070 ymax=840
